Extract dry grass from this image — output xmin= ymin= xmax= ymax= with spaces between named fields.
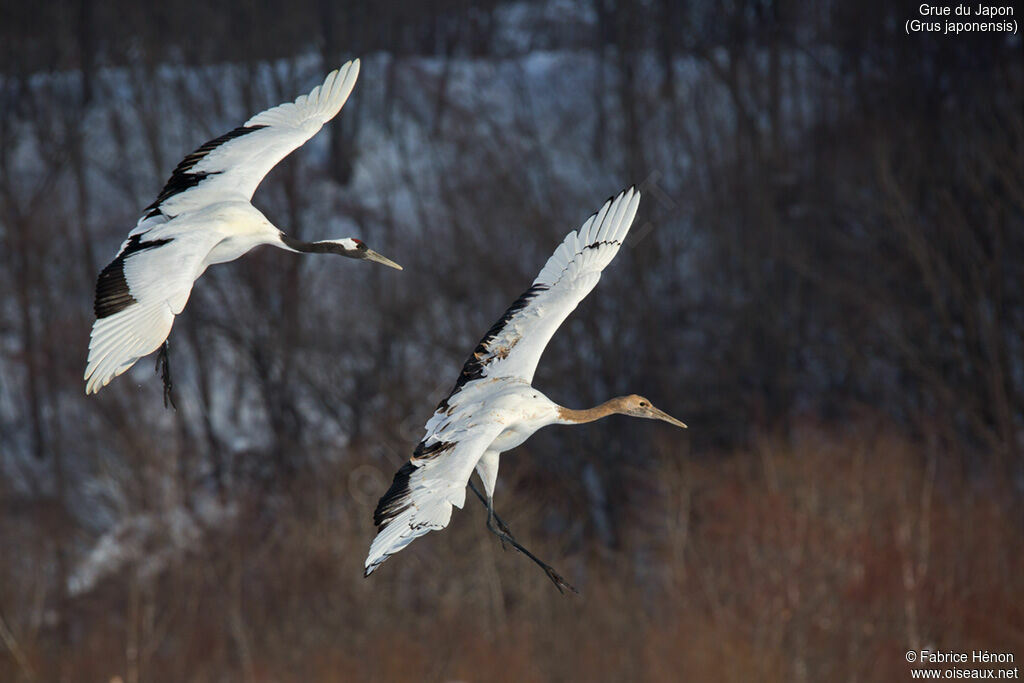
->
xmin=2 ymin=422 xmax=1022 ymax=682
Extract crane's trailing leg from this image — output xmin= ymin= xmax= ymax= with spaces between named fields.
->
xmin=469 ymin=481 xmax=513 ymax=544
xmin=469 ymin=481 xmax=578 ymax=595
xmin=155 ymin=341 xmax=176 ymax=410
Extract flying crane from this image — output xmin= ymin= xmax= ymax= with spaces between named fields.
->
xmin=85 ymin=60 xmax=401 ymax=401
xmin=365 ymin=187 xmax=686 ymax=592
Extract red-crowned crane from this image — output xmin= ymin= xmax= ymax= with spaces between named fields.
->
xmin=85 ymin=60 xmax=401 ymax=402
xmin=365 ymin=187 xmax=686 ymax=593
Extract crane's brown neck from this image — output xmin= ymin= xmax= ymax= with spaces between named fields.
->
xmin=557 ymin=397 xmax=626 ymax=424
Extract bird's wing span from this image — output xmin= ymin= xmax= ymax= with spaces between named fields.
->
xmin=438 ymin=187 xmax=641 ymax=409
xmin=84 ymin=231 xmax=220 ymax=394
xmin=365 ymin=416 xmax=506 ymax=576
xmin=138 ymin=60 xmax=360 ymax=222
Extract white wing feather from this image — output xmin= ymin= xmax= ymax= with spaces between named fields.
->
xmin=446 ymin=187 xmax=641 ymax=395
xmin=146 ymin=60 xmax=360 ymax=219
xmin=85 ymin=302 xmax=174 ymax=395
xmin=84 ymin=232 xmax=221 ymax=394
xmin=365 ymin=419 xmax=506 ymax=575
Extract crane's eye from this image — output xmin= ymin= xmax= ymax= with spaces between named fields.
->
xmin=639 ymin=401 xmax=647 ymax=407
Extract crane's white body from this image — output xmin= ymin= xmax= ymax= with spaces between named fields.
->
xmin=85 ymin=62 xmax=364 ymax=394
xmin=200 ymin=204 xmax=281 ymax=265
xmin=434 ymin=379 xmax=565 ymax=494
xmin=366 ymin=188 xmax=642 ymax=575
xmin=482 ymin=385 xmax=563 ymax=454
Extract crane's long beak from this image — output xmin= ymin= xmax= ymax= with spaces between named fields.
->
xmin=651 ymin=407 xmax=687 ymax=429
xmin=364 ymin=249 xmax=403 ymax=270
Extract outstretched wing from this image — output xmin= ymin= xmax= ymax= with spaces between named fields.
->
xmin=365 ymin=415 xmax=505 ymax=576
xmin=138 ymin=60 xmax=360 ymax=223
xmin=84 ymin=230 xmax=221 ymax=394
xmin=438 ymin=187 xmax=641 ymax=409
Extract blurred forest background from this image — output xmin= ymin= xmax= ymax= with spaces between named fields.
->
xmin=1 ymin=0 xmax=1022 ymax=681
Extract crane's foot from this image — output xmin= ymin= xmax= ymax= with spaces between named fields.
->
xmin=539 ymin=564 xmax=579 ymax=596
xmin=472 ymin=483 xmax=578 ymax=595
xmin=155 ymin=341 xmax=176 ymax=410
xmin=486 ymin=514 xmax=578 ymax=595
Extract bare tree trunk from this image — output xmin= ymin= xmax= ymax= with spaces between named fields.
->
xmin=320 ymin=0 xmax=353 ymax=184
xmin=70 ymin=0 xmax=97 ymax=286
xmin=12 ymin=221 xmax=47 ymax=463
xmin=592 ymin=0 xmax=609 ymax=161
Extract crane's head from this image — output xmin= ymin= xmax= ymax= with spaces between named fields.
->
xmin=619 ymin=394 xmax=687 ymax=428
xmin=335 ymin=238 xmax=403 ymax=269
xmin=284 ymin=236 xmax=403 ymax=270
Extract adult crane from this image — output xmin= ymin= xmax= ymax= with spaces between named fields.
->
xmin=365 ymin=187 xmax=686 ymax=593
xmin=85 ymin=60 xmax=401 ymax=402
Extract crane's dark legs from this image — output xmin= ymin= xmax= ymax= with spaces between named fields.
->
xmin=468 ymin=481 xmax=578 ymax=595
xmin=155 ymin=340 xmax=176 ymax=410
xmin=468 ymin=481 xmax=512 ymax=537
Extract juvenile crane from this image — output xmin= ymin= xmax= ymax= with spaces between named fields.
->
xmin=365 ymin=187 xmax=686 ymax=592
xmin=85 ymin=60 xmax=401 ymax=400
